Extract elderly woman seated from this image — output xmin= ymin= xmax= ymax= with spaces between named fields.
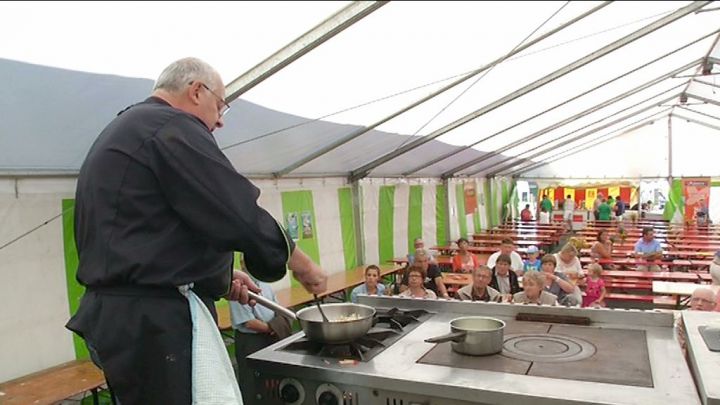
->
xmin=512 ymin=271 xmax=558 ymax=305
xmin=397 ymin=264 xmax=437 ymax=299
xmin=457 ymin=265 xmax=501 ymax=302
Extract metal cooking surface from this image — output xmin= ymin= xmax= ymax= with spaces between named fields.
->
xmin=418 ymin=321 xmax=653 ymax=387
xmin=502 ymin=333 xmax=596 ymax=363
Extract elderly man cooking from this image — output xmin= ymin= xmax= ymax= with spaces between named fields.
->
xmin=66 ymin=57 xmax=327 ymax=404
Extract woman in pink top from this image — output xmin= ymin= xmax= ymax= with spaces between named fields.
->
xmin=582 ymin=264 xmax=606 ymax=307
xmin=452 ymin=238 xmax=479 ymax=273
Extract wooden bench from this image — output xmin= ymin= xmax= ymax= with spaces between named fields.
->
xmin=0 ymin=360 xmax=106 ymax=405
xmin=604 ymin=292 xmax=675 ymax=308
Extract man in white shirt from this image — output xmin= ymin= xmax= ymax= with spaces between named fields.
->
xmin=486 ymin=238 xmax=524 ymax=273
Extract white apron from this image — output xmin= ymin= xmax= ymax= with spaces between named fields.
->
xmin=178 ymin=284 xmax=244 ymax=405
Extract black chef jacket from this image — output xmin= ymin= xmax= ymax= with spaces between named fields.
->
xmin=66 ymin=97 xmax=294 ymax=404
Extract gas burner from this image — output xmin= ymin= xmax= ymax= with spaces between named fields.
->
xmin=375 ymin=308 xmax=430 ymax=330
xmin=501 ymin=333 xmax=596 ymax=363
xmin=278 ymin=308 xmax=432 ymax=361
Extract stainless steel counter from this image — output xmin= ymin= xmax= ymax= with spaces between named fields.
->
xmin=248 ymin=296 xmax=700 ymax=405
xmin=682 ymin=311 xmax=720 ymax=405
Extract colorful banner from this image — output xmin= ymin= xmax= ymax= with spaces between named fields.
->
xmin=683 ymin=178 xmax=710 ymax=222
xmin=541 ymin=185 xmax=638 ymax=209
xmin=585 ymin=188 xmax=597 ymax=210
xmin=463 ymin=181 xmax=478 ymax=215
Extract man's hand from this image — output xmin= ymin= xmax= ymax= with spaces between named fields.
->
xmin=228 ymin=270 xmax=261 ymax=304
xmin=293 ymin=263 xmax=328 ymax=295
xmin=288 ymin=247 xmax=328 ymax=295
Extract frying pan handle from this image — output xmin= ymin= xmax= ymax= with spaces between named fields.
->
xmin=247 ymin=290 xmax=297 ymax=320
xmin=424 ymin=331 xmax=467 ymax=344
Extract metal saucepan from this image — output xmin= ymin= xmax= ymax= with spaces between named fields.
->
xmin=247 ymin=291 xmax=376 ymax=344
xmin=424 ymin=316 xmax=505 ymax=356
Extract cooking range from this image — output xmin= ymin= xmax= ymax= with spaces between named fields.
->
xmin=247 ymin=296 xmax=701 ymax=405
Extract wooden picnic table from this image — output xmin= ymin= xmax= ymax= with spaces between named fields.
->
xmin=217 ymin=263 xmax=404 ymax=330
xmin=442 ymin=272 xmax=472 ymax=288
xmin=651 ymin=281 xmax=719 ymax=308
xmin=587 ymin=269 xmax=701 ymax=282
xmin=390 ymin=255 xmax=455 ymax=267
xmin=473 ymin=232 xmax=555 ymax=240
xmin=435 ymin=245 xmax=533 ymax=256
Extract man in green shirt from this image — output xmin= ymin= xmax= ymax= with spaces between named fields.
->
xmin=540 ymin=195 xmax=553 ymax=213
xmin=598 ymin=199 xmax=612 ymax=221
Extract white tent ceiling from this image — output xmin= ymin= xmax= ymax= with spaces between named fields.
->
xmin=1 ymin=1 xmax=719 ymax=180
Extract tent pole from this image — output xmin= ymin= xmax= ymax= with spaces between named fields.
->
xmin=224 ymin=1 xmax=387 ymax=102
xmin=668 ymin=115 xmax=673 ymax=179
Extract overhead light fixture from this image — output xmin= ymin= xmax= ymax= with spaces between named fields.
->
xmin=679 ymin=93 xmax=688 ymax=104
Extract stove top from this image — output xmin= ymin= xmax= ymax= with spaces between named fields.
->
xmin=279 ymin=308 xmax=432 ymax=362
xmin=248 ymin=297 xmax=700 ymax=405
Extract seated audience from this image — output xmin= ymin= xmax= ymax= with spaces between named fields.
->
xmin=487 ymin=238 xmax=524 ymax=273
xmin=582 ymin=263 xmax=606 ymax=308
xmin=554 ymin=243 xmax=583 ymax=276
xmin=522 ymin=245 xmax=542 ymax=274
xmin=512 ymin=271 xmax=557 ymax=305
xmin=231 ymin=274 xmax=292 ymax=402
xmin=541 ymin=254 xmax=580 ymax=307
xmin=490 ymin=254 xmax=522 ymax=296
xmin=351 ymin=265 xmax=386 ymax=303
xmin=452 ymin=237 xmax=480 ymax=273
xmin=521 ymin=204 xmax=533 ymax=221
xmin=457 ymin=265 xmax=501 ymax=302
xmin=676 ymin=287 xmax=718 ymax=355
xmin=407 ymin=237 xmax=437 ymax=264
xmin=634 ymin=227 xmax=662 ymax=272
xmin=398 ymin=265 xmax=437 ymax=299
xmin=400 ymin=249 xmax=449 ymax=298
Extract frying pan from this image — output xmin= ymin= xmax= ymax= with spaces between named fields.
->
xmin=247 ymin=291 xmax=376 ymax=344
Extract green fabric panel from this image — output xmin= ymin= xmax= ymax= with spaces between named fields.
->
xmin=712 ymin=181 xmax=720 ymax=187
xmin=408 ymin=185 xmax=423 ymax=252
xmin=281 ymin=190 xmax=319 ymax=287
xmin=337 ymin=187 xmax=358 ymax=270
xmin=435 ymin=184 xmax=448 ymax=246
xmin=455 ymin=183 xmax=468 ymax=239
xmin=473 ymin=210 xmax=481 ymax=233
xmin=484 ymin=180 xmax=493 ymax=229
xmin=378 ymin=186 xmax=395 ymax=264
xmin=663 ymin=179 xmax=684 ymax=221
xmin=62 ymin=199 xmax=89 ymax=360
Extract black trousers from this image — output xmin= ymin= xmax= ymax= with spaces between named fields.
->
xmin=234 ymin=330 xmax=278 ymax=404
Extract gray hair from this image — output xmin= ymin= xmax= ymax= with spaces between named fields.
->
xmin=523 ymin=271 xmax=547 ymax=287
xmin=692 ymin=287 xmax=717 ymax=303
xmin=153 ymin=57 xmax=221 ymax=93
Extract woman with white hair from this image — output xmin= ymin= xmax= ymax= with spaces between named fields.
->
xmin=554 ymin=243 xmax=583 ymax=275
xmin=513 ymin=271 xmax=557 ymax=305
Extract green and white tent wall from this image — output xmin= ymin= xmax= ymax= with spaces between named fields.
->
xmin=0 ymin=175 xmax=514 ymax=382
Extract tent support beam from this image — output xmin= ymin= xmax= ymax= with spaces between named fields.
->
xmin=224 ymin=1 xmax=387 ymax=103
xmin=677 ymin=106 xmax=720 ymax=122
xmin=511 ymin=117 xmax=664 ymax=177
xmin=496 ymin=105 xmax=677 ymax=174
xmin=274 ymin=2 xmax=611 ymax=178
xmin=671 ymin=113 xmax=720 ymax=131
xmin=402 ymin=29 xmax=720 ymax=176
xmin=668 ymin=114 xmax=673 ymax=178
xmin=686 ymin=92 xmax=720 ymax=107
xmin=504 ymin=109 xmax=670 ymax=177
xmin=347 ymin=1 xmax=710 ymax=182
xmin=454 ymin=62 xmax=698 ymax=177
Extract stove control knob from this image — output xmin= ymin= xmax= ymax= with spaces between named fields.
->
xmin=316 ymin=383 xmax=342 ymax=405
xmin=279 ymin=378 xmax=304 ymax=405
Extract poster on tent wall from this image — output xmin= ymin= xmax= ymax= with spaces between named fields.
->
xmin=464 ymin=181 xmax=478 ymax=215
xmin=682 ymin=178 xmax=710 ymax=222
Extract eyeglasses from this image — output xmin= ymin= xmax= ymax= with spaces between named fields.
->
xmin=690 ymin=297 xmax=715 ymax=305
xmin=193 ymin=82 xmax=230 ymax=116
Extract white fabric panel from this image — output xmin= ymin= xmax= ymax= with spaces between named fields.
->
xmin=0 ymin=194 xmax=75 ymax=382
xmin=421 ymin=182 xmax=438 ymax=246
xmin=466 ymin=211 xmax=475 ymax=235
xmin=447 ymin=179 xmax=460 ymax=241
xmin=313 ymin=187 xmax=345 ymax=275
xmin=393 ymin=183 xmax=410 ymax=260
xmin=253 ymin=180 xmax=290 ymax=291
xmin=360 ymin=179 xmax=380 ymax=266
xmin=477 ymin=179 xmax=488 ymax=230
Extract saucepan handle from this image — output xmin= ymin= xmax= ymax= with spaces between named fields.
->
xmin=247 ymin=290 xmax=297 ymax=320
xmin=424 ymin=330 xmax=467 ymax=344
